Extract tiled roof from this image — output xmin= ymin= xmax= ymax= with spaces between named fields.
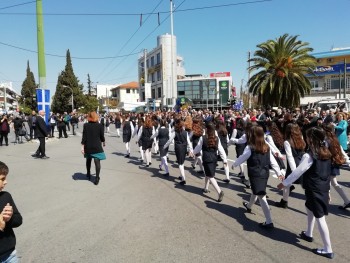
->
xmin=118 ymin=81 xmax=139 ymax=89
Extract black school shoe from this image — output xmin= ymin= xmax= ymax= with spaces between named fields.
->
xmin=259 ymin=222 xmax=274 ymax=229
xmin=218 ymin=191 xmax=224 ymax=202
xmin=276 ymin=199 xmax=288 ymax=209
xmin=299 ymin=231 xmax=313 ymax=242
xmin=179 ymin=180 xmax=186 ymax=185
xmin=312 ymin=249 xmax=334 ymax=259
xmin=338 ymin=202 xmax=350 ymax=210
xmin=243 ymin=202 xmax=252 ymax=213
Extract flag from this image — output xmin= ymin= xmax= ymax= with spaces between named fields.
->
xmin=36 ymin=88 xmax=50 ymax=123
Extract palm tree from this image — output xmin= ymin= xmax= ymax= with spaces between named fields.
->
xmin=248 ymin=34 xmax=316 ymax=108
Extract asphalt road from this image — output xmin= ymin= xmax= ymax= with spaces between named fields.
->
xmin=1 ymin=125 xmax=350 ymax=263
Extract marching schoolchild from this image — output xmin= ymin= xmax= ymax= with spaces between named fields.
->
xmin=233 ymin=125 xmax=283 ymax=229
xmin=193 ymin=122 xmax=226 ymax=202
xmin=278 ymin=127 xmax=335 ymax=259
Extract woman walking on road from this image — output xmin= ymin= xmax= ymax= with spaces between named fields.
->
xmin=122 ymin=114 xmax=134 ymax=158
xmin=81 ymin=111 xmax=106 ymax=185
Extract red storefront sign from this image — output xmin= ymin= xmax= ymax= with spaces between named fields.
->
xmin=210 ymin=72 xmax=231 ymax=78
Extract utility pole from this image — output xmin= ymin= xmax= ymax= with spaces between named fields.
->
xmin=344 ymin=58 xmax=347 ymax=98
xmin=170 ymin=0 xmax=175 ymax=107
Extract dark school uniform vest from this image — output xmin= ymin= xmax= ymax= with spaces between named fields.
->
xmin=122 ymin=121 xmax=132 ymax=142
xmin=286 ymin=145 xmax=305 ymax=176
xmin=141 ymin=127 xmax=153 ymax=149
xmin=202 ymin=136 xmax=219 ymax=163
xmin=157 ymin=128 xmax=169 ymax=147
xmin=192 ymin=134 xmax=201 ymax=149
xmin=175 ymin=130 xmax=187 ymax=146
xmin=218 ymin=133 xmax=228 ymax=151
xmin=115 ymin=119 xmax=121 ymax=128
xmin=235 ymin=129 xmax=246 ymax=155
xmin=247 ymin=148 xmax=270 ymax=180
xmin=303 ymin=155 xmax=331 ymax=192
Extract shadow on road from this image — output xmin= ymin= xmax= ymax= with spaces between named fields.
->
xmin=204 ymin=200 xmax=311 ymax=251
xmin=72 ymin=172 xmax=90 ymax=181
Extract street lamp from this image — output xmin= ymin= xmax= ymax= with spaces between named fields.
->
xmin=63 ymin=85 xmax=74 ymax=113
xmin=205 ymin=79 xmax=210 ymax=110
xmin=220 ymin=94 xmax=222 ymax=112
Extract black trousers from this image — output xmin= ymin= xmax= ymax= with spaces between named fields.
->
xmin=37 ymin=137 xmax=46 ymax=156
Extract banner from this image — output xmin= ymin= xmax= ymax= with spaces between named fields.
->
xmin=36 ymin=89 xmax=50 ymax=123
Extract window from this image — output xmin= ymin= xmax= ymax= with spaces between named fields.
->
xmin=327 ymin=58 xmax=333 ymax=63
xmin=156 ymin=53 xmax=161 ymax=64
xmin=158 ymin=87 xmax=162 ymax=98
xmin=142 ymin=92 xmax=145 ymax=101
xmin=152 ymin=73 xmax=155 ymax=82
xmin=152 ymin=89 xmax=156 ymax=98
xmin=126 ymin=89 xmax=130 ymax=93
xmin=178 ymin=91 xmax=185 ymax=96
xmin=146 ymin=59 xmax=149 ymax=68
xmin=151 ymin=56 xmax=155 ymax=67
xmin=140 ymin=62 xmax=144 ymax=71
xmin=157 ymin=71 xmax=162 ymax=81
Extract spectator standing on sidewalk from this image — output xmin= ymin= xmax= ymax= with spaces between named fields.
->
xmin=70 ymin=113 xmax=79 ymax=135
xmin=0 ymin=115 xmax=10 ymax=146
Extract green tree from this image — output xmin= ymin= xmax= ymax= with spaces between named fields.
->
xmin=20 ymin=61 xmax=37 ymax=110
xmin=51 ymin=49 xmax=85 ymax=113
xmin=248 ymin=34 xmax=316 ymax=108
xmin=87 ymin=73 xmax=96 ymax=96
xmin=82 ymin=74 xmax=99 ymax=113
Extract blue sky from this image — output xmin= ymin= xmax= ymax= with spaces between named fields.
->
xmin=0 ymin=0 xmax=349 ymax=96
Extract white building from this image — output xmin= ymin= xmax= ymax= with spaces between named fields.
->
xmin=138 ymin=34 xmax=186 ymax=108
xmin=110 ymin=81 xmax=141 ymax=111
xmin=0 ymin=82 xmax=20 ymax=113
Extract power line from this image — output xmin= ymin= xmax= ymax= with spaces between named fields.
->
xmin=0 ymin=41 xmax=139 ymax=59
xmin=0 ymin=0 xmax=272 ymax=16
xmin=96 ymin=0 xmax=165 ymax=82
xmin=0 ymin=0 xmax=36 ymax=11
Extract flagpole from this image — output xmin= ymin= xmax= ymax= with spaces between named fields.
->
xmin=36 ymin=0 xmax=49 ymax=122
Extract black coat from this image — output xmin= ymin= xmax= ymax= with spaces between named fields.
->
xmin=81 ymin=122 xmax=105 ymax=154
xmin=35 ymin=115 xmax=48 ymax=138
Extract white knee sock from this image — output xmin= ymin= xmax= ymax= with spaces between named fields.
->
xmin=198 ymin=157 xmax=204 ymax=171
xmin=306 ymin=207 xmax=315 ymax=237
xmin=179 ymin=164 xmax=186 ymax=180
xmin=125 ymin=142 xmax=130 ymax=154
xmin=117 ymin=129 xmax=120 ymax=136
xmin=224 ymin=164 xmax=230 ymax=180
xmin=139 ymin=146 xmax=144 ymax=160
xmin=248 ymin=194 xmax=257 ymax=208
xmin=259 ymin=195 xmax=272 ymax=224
xmin=331 ymin=176 xmax=350 ymax=205
xmin=161 ymin=156 xmax=169 ymax=173
xmin=209 ymin=178 xmax=221 ymax=194
xmin=204 ymin=177 xmax=210 ymax=190
xmin=147 ymin=149 xmax=152 ymax=164
xmin=316 ymin=216 xmax=333 ymax=253
xmin=282 ymin=186 xmax=290 ymax=202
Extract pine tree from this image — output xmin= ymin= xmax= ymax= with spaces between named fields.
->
xmin=20 ymin=61 xmax=37 ymax=110
xmin=51 ymin=49 xmax=85 ymax=113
